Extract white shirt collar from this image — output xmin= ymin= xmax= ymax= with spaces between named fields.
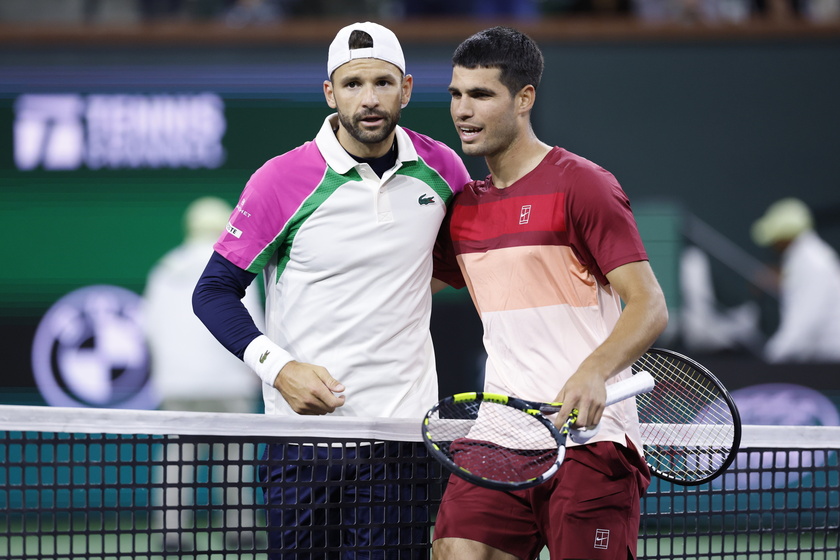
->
xmin=315 ymin=113 xmax=418 ymax=175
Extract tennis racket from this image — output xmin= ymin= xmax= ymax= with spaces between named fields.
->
xmin=422 ymin=371 xmax=655 ymax=491
xmin=632 ymin=348 xmax=742 ymax=485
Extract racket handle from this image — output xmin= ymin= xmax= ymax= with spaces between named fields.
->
xmin=569 ymin=371 xmax=655 ymax=444
xmin=606 ymin=370 xmax=654 ymax=406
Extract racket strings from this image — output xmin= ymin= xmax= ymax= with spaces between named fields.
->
xmin=633 ymin=353 xmax=737 ymax=482
xmin=425 ymin=400 xmax=561 ymax=485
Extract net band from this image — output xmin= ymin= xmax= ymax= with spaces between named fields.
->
xmin=2 ymin=404 xmax=837 ymax=448
xmin=1 ymin=404 xmax=838 ymax=559
xmin=0 ymin=404 xmax=419 ymax=440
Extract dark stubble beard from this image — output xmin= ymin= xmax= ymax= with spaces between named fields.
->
xmin=337 ymin=108 xmax=401 ymax=145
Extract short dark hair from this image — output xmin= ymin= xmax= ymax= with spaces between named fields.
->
xmin=348 ymin=30 xmax=373 ymax=50
xmin=452 ymin=26 xmax=544 ymax=96
xmin=342 ymin=30 xmax=404 ymax=78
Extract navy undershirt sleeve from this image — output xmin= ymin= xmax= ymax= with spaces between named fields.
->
xmin=192 ymin=251 xmax=263 ymax=360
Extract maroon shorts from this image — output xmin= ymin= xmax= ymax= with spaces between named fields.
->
xmin=434 ymin=439 xmax=650 ymax=560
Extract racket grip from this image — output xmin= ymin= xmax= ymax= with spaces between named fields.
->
xmin=606 ymin=370 xmax=654 ymax=406
xmin=570 ymin=371 xmax=655 ymax=444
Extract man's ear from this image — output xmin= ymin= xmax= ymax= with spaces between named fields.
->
xmin=401 ymin=74 xmax=414 ymax=109
xmin=324 ymin=80 xmax=337 ymax=109
xmin=517 ymin=84 xmax=536 ymax=114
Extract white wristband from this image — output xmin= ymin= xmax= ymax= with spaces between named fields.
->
xmin=244 ymin=335 xmax=295 ymax=387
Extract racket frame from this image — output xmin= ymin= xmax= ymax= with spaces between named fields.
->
xmin=422 ymin=392 xmax=569 ymax=491
xmin=634 ymin=347 xmax=742 ymax=486
xmin=421 ymin=372 xmax=655 ymax=491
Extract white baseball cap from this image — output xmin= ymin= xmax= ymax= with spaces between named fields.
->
xmin=751 ymin=197 xmax=814 ymax=246
xmin=327 ymin=21 xmax=405 ymax=78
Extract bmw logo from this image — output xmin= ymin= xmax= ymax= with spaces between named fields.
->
xmin=31 ymin=285 xmax=157 ymax=409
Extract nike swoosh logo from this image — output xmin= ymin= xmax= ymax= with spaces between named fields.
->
xmin=259 ymin=350 xmax=270 ymax=364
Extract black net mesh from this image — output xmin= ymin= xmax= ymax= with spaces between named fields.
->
xmin=0 ymin=406 xmax=837 ymax=559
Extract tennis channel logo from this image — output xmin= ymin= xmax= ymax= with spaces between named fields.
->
xmin=31 ymin=285 xmax=157 ymax=409
xmin=14 ymin=93 xmax=226 ymax=171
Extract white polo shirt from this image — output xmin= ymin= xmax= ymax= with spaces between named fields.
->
xmin=214 ymin=114 xmax=470 ymax=417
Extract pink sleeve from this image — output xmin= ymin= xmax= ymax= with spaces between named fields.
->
xmin=214 ymin=142 xmax=327 ymax=273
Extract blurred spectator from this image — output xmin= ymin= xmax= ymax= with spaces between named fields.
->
xmin=144 ymin=196 xmax=264 ymax=551
xmin=679 ymin=245 xmax=763 ymax=354
xmin=631 ymin=0 xmax=839 ymax=22
xmin=804 ymin=0 xmax=840 ymax=20
xmin=223 ymin=0 xmax=283 ymax=26
xmin=631 ymin=0 xmax=751 ymax=23
xmin=751 ymin=197 xmax=840 ymax=363
xmin=471 ymin=0 xmax=540 ymax=17
xmin=13 ymin=0 xmax=840 ymax=22
xmin=144 ymin=195 xmax=264 ymax=413
xmin=402 ymin=0 xmax=540 ymax=16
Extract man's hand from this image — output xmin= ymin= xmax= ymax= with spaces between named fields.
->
xmin=553 ymin=261 xmax=667 ymax=431
xmin=553 ymin=372 xmax=607 ymax=430
xmin=273 ymin=361 xmax=346 ymax=415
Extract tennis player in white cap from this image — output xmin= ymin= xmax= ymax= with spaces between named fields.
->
xmin=193 ymin=21 xmax=470 ymax=557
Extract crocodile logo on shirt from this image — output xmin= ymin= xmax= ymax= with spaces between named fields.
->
xmin=418 ymin=194 xmax=436 ymax=205
xmin=259 ymin=350 xmax=270 ymax=364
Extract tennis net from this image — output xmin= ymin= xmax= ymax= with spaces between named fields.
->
xmin=0 ymin=404 xmax=837 ymax=559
